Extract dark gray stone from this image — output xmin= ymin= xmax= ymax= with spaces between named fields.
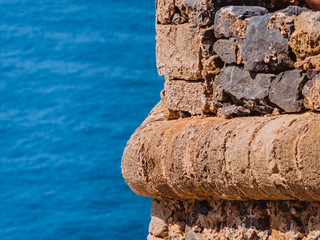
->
xmin=219 ymin=105 xmax=251 ymax=118
xmin=202 ymin=29 xmax=215 ymax=39
xmin=184 ymin=0 xmax=270 ymax=31
xmin=184 ymin=0 xmax=200 ymax=9
xmin=214 ymin=6 xmax=268 ymax=39
xmin=214 ymin=66 xmax=275 ymax=114
xmin=269 ymin=70 xmax=308 ymax=113
xmin=274 ymin=5 xmax=309 ymax=16
xmin=195 ymin=200 xmax=212 ymax=216
xmin=306 ymin=70 xmax=317 ymax=80
xmin=215 ymin=66 xmax=274 ymax=101
xmin=243 ymin=99 xmax=274 ymax=114
xmin=201 ymin=29 xmax=217 ymax=56
xmin=213 ymin=38 xmax=236 ymax=64
xmin=242 ymin=15 xmax=289 ymax=72
xmin=241 ymin=6 xmax=308 ymax=73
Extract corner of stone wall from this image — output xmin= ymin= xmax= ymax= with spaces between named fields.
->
xmin=122 ymin=0 xmax=320 ymax=239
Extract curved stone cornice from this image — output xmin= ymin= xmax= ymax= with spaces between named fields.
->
xmin=122 ymin=103 xmax=320 ymax=201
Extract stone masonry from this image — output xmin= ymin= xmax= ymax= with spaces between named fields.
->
xmin=122 ymin=0 xmax=320 ymax=239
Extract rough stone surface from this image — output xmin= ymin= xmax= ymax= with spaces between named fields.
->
xmin=303 ymin=72 xmax=320 ymax=111
xmin=122 ymin=105 xmax=320 ymax=201
xmin=218 ymin=105 xmax=251 ymax=118
xmin=200 ymin=54 xmax=224 ymax=81
xmin=156 ymin=0 xmax=216 ymax=28
xmin=294 ymin=55 xmax=320 ymax=72
xmin=241 ymin=6 xmax=308 ymax=72
xmin=164 ymin=79 xmax=215 ymax=115
xmin=212 ymin=38 xmax=237 ymax=64
xmin=214 ymin=66 xmax=274 ymax=114
xmin=156 ymin=24 xmax=202 ymax=80
xmin=156 ymin=23 xmax=224 ymax=82
xmin=156 ymin=0 xmax=308 ymax=26
xmin=214 ymin=6 xmax=269 ymax=39
xmin=124 ymin=2 xmax=320 ymax=239
xmin=156 ymin=0 xmax=177 ymax=25
xmin=149 ymin=216 xmax=169 ymax=238
xmin=148 ymin=199 xmax=320 ymax=240
xmin=289 ymin=11 xmax=320 ymax=71
xmin=269 ymin=69 xmax=308 ymax=112
xmin=200 ymin=29 xmax=224 ymax=79
xmin=215 ymin=66 xmax=272 ymax=101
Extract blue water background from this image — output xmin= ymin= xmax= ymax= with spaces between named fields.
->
xmin=0 ymin=0 xmax=163 ymax=239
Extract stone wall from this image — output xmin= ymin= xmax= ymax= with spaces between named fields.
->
xmin=122 ymin=0 xmax=320 ymax=239
xmin=158 ymin=4 xmax=320 ymax=118
xmin=148 ymin=200 xmax=320 ymax=240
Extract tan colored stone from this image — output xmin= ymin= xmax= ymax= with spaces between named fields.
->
xmin=149 ymin=216 xmax=169 ymax=238
xmin=200 ymin=29 xmax=224 ymax=79
xmin=156 ymin=0 xmax=176 ymax=25
xmin=156 ymin=24 xmax=202 ymax=80
xmin=200 ymin=54 xmax=223 ymax=80
xmin=303 ymin=73 xmax=320 ymax=111
xmin=147 ymin=235 xmax=165 ymax=240
xmin=156 ymin=24 xmax=224 ymax=82
xmin=141 ymin=100 xmax=179 ymax=125
xmin=289 ymin=12 xmax=320 ymax=71
xmin=122 ymin=104 xmax=320 ymax=201
xmin=168 ymin=223 xmax=185 ymax=240
xmin=294 ymin=55 xmax=320 ymax=71
xmin=148 ymin=199 xmax=320 ymax=240
xmin=164 ymin=79 xmax=215 ymax=115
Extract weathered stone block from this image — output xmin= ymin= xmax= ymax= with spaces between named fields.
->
xmin=242 ymin=12 xmax=288 ymax=72
xmin=241 ymin=6 xmax=307 ymax=73
xmin=289 ymin=11 xmax=320 ymax=71
xmin=164 ymin=79 xmax=214 ymax=115
xmin=212 ymin=38 xmax=237 ymax=64
xmin=214 ymin=66 xmax=274 ymax=114
xmin=269 ymin=69 xmax=307 ymax=112
xmin=156 ymin=24 xmax=202 ymax=80
xmin=214 ymin=6 xmax=268 ymax=39
xmin=303 ymin=73 xmax=320 ymax=111
xmin=215 ymin=66 xmax=273 ymax=101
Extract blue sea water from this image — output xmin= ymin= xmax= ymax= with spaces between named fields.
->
xmin=0 ymin=0 xmax=164 ymax=239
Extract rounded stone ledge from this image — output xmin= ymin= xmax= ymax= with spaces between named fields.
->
xmin=122 ymin=108 xmax=320 ymax=201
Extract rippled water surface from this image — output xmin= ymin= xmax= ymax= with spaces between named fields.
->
xmin=0 ymin=1 xmax=163 ymax=239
